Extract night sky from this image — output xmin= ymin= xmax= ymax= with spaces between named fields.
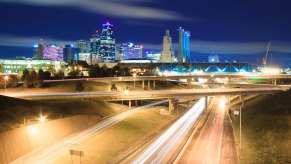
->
xmin=0 ymin=0 xmax=291 ymax=67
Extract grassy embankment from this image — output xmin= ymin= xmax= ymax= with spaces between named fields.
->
xmin=53 ymin=106 xmax=177 ymax=164
xmin=0 ymin=96 xmax=127 ymax=132
xmin=232 ymin=90 xmax=291 ymax=163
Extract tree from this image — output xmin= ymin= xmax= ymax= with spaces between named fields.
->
xmin=68 ymin=69 xmax=80 ymax=77
xmin=88 ymin=65 xmax=101 ymax=78
xmin=55 ymin=70 xmax=65 ymax=79
xmin=112 ymin=65 xmax=121 ymax=76
xmin=101 ymin=65 xmax=108 ymax=77
xmin=30 ymin=70 xmax=38 ymax=87
xmin=22 ymin=69 xmax=30 ymax=88
xmin=121 ymin=67 xmax=130 ymax=76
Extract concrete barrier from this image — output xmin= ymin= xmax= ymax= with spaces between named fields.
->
xmin=0 ymin=115 xmax=100 ymax=164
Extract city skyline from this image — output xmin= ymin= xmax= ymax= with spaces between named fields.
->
xmin=1 ymin=0 xmax=291 ymax=66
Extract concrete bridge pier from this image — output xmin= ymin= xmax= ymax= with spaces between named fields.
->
xmin=187 ymin=78 xmax=192 ymax=88
xmin=142 ymin=80 xmax=145 ymax=89
xmin=129 ymin=100 xmax=132 ymax=108
xmin=205 ymin=96 xmax=208 ymax=109
xmin=272 ymin=78 xmax=277 ymax=86
xmin=148 ymin=80 xmax=151 ymax=90
xmin=239 ymin=95 xmax=244 ymax=107
xmin=153 ymin=80 xmax=156 ymax=89
xmin=168 ymin=98 xmax=177 ymax=113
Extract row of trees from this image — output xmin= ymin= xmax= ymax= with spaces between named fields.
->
xmin=88 ymin=65 xmax=130 ymax=77
xmin=22 ymin=69 xmax=51 ymax=88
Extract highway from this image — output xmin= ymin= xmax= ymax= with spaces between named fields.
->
xmin=176 ymin=97 xmax=226 ymax=164
xmin=133 ymin=97 xmax=230 ymax=164
xmin=11 ymin=100 xmax=168 ymax=164
xmin=1 ymin=87 xmax=286 ymax=100
xmin=133 ymin=98 xmax=206 ymax=163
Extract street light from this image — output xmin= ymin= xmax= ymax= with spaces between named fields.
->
xmin=218 ymin=96 xmax=227 ymax=110
xmin=39 ymin=115 xmax=46 ymax=123
xmin=4 ymin=75 xmax=8 ymax=89
xmin=124 ymin=88 xmax=129 ymax=95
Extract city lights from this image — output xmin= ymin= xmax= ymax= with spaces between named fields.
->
xmin=260 ymin=67 xmax=282 ymax=75
xmin=218 ymin=96 xmax=228 ymax=109
xmin=39 ymin=115 xmax=47 ymax=123
xmin=28 ymin=125 xmax=38 ymax=135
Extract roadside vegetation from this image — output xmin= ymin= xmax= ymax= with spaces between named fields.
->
xmin=0 ymin=96 xmax=126 ymax=132
xmin=232 ymin=90 xmax=291 ymax=163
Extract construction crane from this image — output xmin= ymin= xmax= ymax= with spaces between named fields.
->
xmin=262 ymin=41 xmax=271 ymax=66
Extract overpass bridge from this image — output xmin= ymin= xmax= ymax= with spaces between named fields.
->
xmin=42 ymin=74 xmax=291 ymax=89
xmin=3 ymin=87 xmax=288 ymax=112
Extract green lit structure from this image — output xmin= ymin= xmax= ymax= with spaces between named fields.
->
xmin=0 ymin=59 xmax=67 ymax=73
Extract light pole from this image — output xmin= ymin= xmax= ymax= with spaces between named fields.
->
xmin=4 ymin=75 xmax=8 ymax=89
xmin=239 ymin=105 xmax=242 ymax=159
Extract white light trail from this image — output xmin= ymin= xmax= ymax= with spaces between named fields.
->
xmin=133 ymin=97 xmax=206 ymax=164
xmin=11 ymin=100 xmax=168 ymax=164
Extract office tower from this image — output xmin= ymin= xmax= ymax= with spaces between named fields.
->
xmin=178 ymin=27 xmax=191 ymax=63
xmin=90 ymin=32 xmax=101 ymax=64
xmin=99 ymin=22 xmax=116 ymax=62
xmin=63 ymin=44 xmax=76 ymax=63
xmin=76 ymin=40 xmax=91 ymax=64
xmin=122 ymin=42 xmax=143 ymax=60
xmin=115 ymin=43 xmax=124 ymax=61
xmin=33 ymin=40 xmax=46 ymax=59
xmin=43 ymin=44 xmax=63 ymax=61
xmin=76 ymin=40 xmax=90 ymax=53
xmin=160 ymin=30 xmax=175 ymax=63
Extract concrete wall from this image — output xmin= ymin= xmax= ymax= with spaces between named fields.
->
xmin=0 ymin=115 xmax=100 ymax=164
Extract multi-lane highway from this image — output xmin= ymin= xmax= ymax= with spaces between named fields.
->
xmin=176 ymin=97 xmax=227 ymax=164
xmin=133 ymin=98 xmax=206 ymax=163
xmin=133 ymin=96 xmax=235 ymax=164
xmin=1 ymin=87 xmax=286 ymax=100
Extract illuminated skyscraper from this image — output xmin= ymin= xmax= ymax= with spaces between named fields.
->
xmin=76 ymin=40 xmax=91 ymax=64
xmin=33 ymin=40 xmax=46 ymax=59
xmin=178 ymin=27 xmax=191 ymax=63
xmin=160 ymin=30 xmax=175 ymax=63
xmin=90 ymin=32 xmax=101 ymax=64
xmin=121 ymin=42 xmax=143 ymax=60
xmin=43 ymin=44 xmax=63 ymax=61
xmin=76 ymin=40 xmax=90 ymax=53
xmin=99 ymin=22 xmax=116 ymax=61
xmin=63 ymin=44 xmax=77 ymax=63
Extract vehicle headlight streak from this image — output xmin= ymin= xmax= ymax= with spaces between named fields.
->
xmin=133 ymin=98 xmax=206 ymax=164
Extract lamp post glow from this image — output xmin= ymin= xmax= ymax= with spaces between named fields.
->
xmin=39 ymin=115 xmax=46 ymax=123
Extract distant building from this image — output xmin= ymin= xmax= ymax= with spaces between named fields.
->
xmin=99 ymin=22 xmax=116 ymax=62
xmin=76 ymin=40 xmax=90 ymax=53
xmin=63 ymin=45 xmax=77 ymax=63
xmin=160 ymin=30 xmax=175 ymax=63
xmin=145 ymin=51 xmax=161 ymax=61
xmin=43 ymin=44 xmax=63 ymax=61
xmin=208 ymin=55 xmax=220 ymax=63
xmin=0 ymin=59 xmax=66 ymax=73
xmin=115 ymin=43 xmax=124 ymax=61
xmin=33 ymin=40 xmax=46 ymax=59
xmin=178 ymin=27 xmax=191 ymax=63
xmin=121 ymin=42 xmax=143 ymax=60
xmin=90 ymin=32 xmax=101 ymax=64
xmin=78 ymin=53 xmax=91 ymax=65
